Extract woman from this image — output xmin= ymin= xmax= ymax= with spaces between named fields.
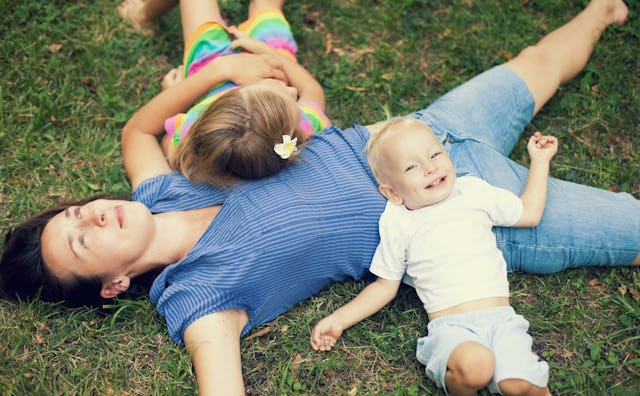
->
xmin=1 ymin=0 xmax=636 ymax=394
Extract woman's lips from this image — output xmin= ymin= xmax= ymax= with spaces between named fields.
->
xmin=115 ymin=205 xmax=123 ymax=228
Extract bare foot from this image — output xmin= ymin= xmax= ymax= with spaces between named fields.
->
xmin=162 ymin=66 xmax=185 ymax=90
xmin=592 ymin=0 xmax=628 ymax=26
xmin=117 ymin=0 xmax=156 ymax=36
xmin=609 ymin=0 xmax=628 ymax=25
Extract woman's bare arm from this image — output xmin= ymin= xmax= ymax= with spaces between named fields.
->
xmin=183 ymin=309 xmax=249 ymax=396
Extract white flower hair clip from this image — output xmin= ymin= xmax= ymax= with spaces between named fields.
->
xmin=274 ymin=135 xmax=298 ymax=159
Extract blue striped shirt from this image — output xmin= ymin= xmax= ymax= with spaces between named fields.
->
xmin=133 ymin=125 xmax=386 ymax=344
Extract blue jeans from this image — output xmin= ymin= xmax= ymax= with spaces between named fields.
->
xmin=411 ymin=65 xmax=640 ymax=273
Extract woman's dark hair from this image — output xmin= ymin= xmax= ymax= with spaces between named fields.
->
xmin=0 ymin=195 xmax=134 ymax=307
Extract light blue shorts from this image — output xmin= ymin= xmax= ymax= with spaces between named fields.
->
xmin=410 ymin=65 xmax=640 ymax=273
xmin=416 ymin=306 xmax=549 ymax=394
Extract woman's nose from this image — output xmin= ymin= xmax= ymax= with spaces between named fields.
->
xmin=83 ymin=208 xmax=106 ymax=227
xmin=95 ymin=209 xmax=106 ymax=226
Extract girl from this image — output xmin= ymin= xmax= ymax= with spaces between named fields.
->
xmin=124 ymin=0 xmax=330 ymax=186
xmin=168 ymin=1 xmax=329 ymax=185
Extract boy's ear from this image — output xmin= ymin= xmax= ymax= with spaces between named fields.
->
xmin=100 ymin=276 xmax=131 ymax=299
xmin=378 ymin=184 xmax=403 ymax=206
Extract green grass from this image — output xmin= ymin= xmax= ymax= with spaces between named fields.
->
xmin=1 ymin=0 xmax=639 ymax=394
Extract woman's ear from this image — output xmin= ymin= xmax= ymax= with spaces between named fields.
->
xmin=100 ymin=276 xmax=131 ymax=299
xmin=378 ymin=184 xmax=403 ymax=206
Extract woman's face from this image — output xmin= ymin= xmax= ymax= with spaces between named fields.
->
xmin=41 ymin=199 xmax=155 ymax=283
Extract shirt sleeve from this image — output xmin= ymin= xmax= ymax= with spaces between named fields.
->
xmin=471 ymin=177 xmax=523 ymax=227
xmin=297 ymin=100 xmax=331 ymax=137
xmin=369 ymin=203 xmax=409 ymax=281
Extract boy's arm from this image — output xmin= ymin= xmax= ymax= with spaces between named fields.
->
xmin=280 ymin=57 xmax=325 ymax=110
xmin=310 ymin=277 xmax=401 ymax=351
xmin=513 ymin=132 xmax=558 ymax=227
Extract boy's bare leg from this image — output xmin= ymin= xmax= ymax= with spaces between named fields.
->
xmin=445 ymin=341 xmax=494 ymax=396
xmin=118 ymin=0 xmax=179 ymax=35
xmin=505 ymin=0 xmax=628 ymax=115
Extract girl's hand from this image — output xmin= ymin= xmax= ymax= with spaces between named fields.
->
xmin=161 ymin=65 xmax=184 ymax=91
xmin=310 ymin=316 xmax=344 ymax=352
xmin=203 ymin=52 xmax=287 ymax=86
xmin=527 ymin=131 xmax=558 ymax=163
xmin=228 ymin=27 xmax=278 ymax=56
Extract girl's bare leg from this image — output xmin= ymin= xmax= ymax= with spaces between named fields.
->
xmin=505 ymin=0 xmax=628 ymax=115
xmin=180 ymin=0 xmax=222 ymax=45
xmin=248 ymin=0 xmax=285 ymax=17
xmin=118 ymin=0 xmax=179 ymax=35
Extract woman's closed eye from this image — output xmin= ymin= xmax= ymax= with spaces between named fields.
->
xmin=430 ymin=152 xmax=442 ymax=159
xmin=74 ymin=207 xmax=81 ymax=218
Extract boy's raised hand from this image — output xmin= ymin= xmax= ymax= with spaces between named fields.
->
xmin=527 ymin=131 xmax=558 ymax=163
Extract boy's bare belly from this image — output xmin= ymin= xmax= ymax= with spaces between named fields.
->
xmin=428 ymin=296 xmax=510 ymax=321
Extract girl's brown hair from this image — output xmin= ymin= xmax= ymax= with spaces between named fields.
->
xmin=172 ymin=86 xmax=306 ymax=186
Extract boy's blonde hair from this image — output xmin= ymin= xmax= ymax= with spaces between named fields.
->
xmin=171 ymin=86 xmax=305 ymax=186
xmin=366 ymin=117 xmax=429 ymax=184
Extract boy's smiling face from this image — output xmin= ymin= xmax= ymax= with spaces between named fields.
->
xmin=375 ymin=124 xmax=456 ymax=210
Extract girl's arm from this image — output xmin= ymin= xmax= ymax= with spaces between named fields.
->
xmin=310 ymin=277 xmax=401 ymax=351
xmin=230 ymin=29 xmax=325 ymax=110
xmin=513 ymin=132 xmax=558 ymax=227
xmin=183 ymin=309 xmax=249 ymax=396
xmin=122 ymin=53 xmax=286 ymax=189
xmin=282 ymin=56 xmax=325 ymax=110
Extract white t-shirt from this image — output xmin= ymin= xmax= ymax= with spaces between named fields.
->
xmin=370 ymin=176 xmax=524 ymax=313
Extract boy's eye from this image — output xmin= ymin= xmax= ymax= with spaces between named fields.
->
xmin=404 ymin=164 xmax=416 ymax=172
xmin=74 ymin=207 xmax=81 ymax=218
xmin=431 ymin=152 xmax=441 ymax=159
xmin=79 ymin=235 xmax=86 ymax=248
